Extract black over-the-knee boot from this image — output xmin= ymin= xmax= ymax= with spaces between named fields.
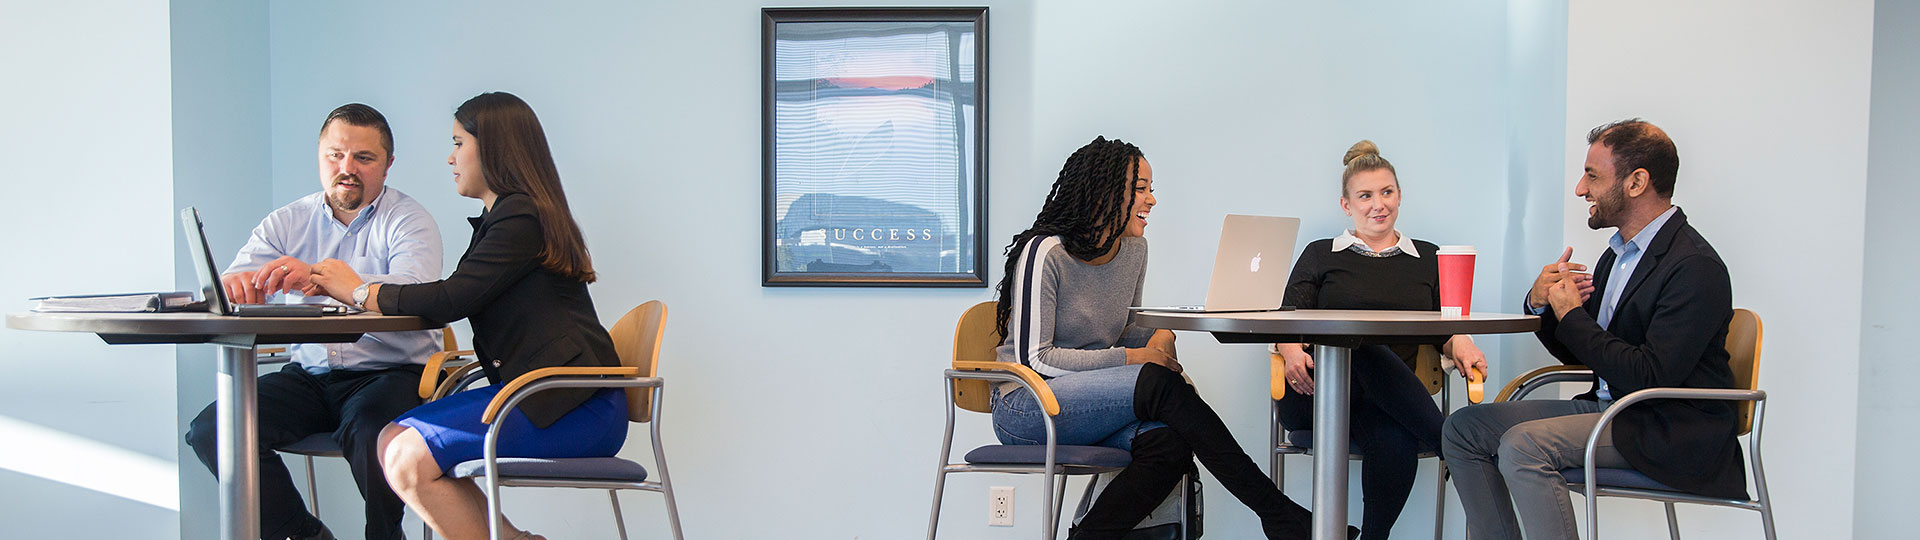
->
xmin=1069 ymin=428 xmax=1192 ymax=540
xmin=1132 ymin=362 xmax=1332 ymax=540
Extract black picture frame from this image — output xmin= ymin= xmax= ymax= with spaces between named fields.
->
xmin=762 ymin=7 xmax=989 ymax=287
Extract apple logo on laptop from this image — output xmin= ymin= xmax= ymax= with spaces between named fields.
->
xmin=1250 ymin=252 xmax=1262 ymax=273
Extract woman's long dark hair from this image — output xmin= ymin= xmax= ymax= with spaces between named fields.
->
xmin=994 ymin=136 xmax=1144 ymax=334
xmin=455 ymin=91 xmax=597 ymax=283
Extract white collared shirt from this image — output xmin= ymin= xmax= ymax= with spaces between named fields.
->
xmin=1331 ymin=229 xmax=1421 ymax=258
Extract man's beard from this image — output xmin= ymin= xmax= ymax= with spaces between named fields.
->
xmin=328 ymin=175 xmax=366 ymax=212
xmin=1586 ymin=182 xmax=1626 ymax=230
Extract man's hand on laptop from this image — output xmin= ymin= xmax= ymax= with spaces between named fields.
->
xmin=221 ymin=271 xmax=265 ymax=304
xmin=252 ymin=256 xmax=314 ymax=297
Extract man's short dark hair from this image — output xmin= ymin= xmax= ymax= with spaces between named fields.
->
xmin=1586 ymin=118 xmax=1678 ymax=197
xmin=319 ymin=103 xmax=394 ymax=158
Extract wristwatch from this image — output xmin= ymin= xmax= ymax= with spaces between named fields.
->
xmin=351 ymin=283 xmax=372 ymax=310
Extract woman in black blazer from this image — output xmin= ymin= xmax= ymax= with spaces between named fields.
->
xmin=309 ymin=92 xmax=619 ymax=540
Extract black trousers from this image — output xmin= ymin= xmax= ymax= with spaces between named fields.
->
xmin=1275 ymin=345 xmax=1443 ymax=540
xmin=186 ymin=363 xmax=424 ymax=540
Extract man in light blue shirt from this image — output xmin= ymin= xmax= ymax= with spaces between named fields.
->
xmin=184 ymin=104 xmax=442 ymax=540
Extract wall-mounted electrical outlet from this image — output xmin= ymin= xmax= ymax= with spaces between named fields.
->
xmin=988 ymin=486 xmax=1015 ymax=526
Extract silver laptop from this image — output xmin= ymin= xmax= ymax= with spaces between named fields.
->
xmin=1131 ymin=214 xmax=1301 ymax=313
xmin=181 ymin=207 xmax=350 ymax=317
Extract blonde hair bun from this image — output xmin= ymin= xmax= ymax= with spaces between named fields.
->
xmin=1343 ymin=140 xmax=1380 ymax=166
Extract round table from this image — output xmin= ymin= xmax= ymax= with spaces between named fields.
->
xmin=7 ymin=312 xmax=437 ymax=540
xmin=1133 ymin=309 xmax=1538 ymax=540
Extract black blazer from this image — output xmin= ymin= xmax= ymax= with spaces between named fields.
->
xmin=378 ymin=193 xmax=619 ymax=428
xmin=1530 ymin=207 xmax=1746 ymax=498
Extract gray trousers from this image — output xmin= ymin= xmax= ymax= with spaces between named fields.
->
xmin=1441 ymin=399 xmax=1629 ymax=540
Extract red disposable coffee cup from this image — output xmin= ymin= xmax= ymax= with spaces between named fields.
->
xmin=1437 ymin=245 xmax=1476 ymax=316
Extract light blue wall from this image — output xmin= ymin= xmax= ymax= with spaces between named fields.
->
xmin=263 ymin=2 xmax=1554 ymax=538
xmin=169 ymin=1 xmax=271 ymax=538
xmin=1853 ymin=0 xmax=1919 ymax=534
xmin=1498 ymin=0 xmax=1569 ymax=386
xmin=0 ymin=1 xmax=180 ymax=538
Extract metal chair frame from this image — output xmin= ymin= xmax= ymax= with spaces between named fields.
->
xmin=475 ymin=376 xmax=682 ymax=540
xmin=1506 ymin=374 xmax=1775 ymax=540
xmin=927 ymin=369 xmax=1190 ymax=540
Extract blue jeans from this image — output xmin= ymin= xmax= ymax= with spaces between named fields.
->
xmin=991 ymin=363 xmax=1168 ymax=452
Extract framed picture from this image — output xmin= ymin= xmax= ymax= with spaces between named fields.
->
xmin=762 ymin=7 xmax=989 ymax=287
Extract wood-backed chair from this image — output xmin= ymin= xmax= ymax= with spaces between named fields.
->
xmin=1493 ymin=308 xmax=1773 ymax=539
xmin=927 ymin=301 xmax=1192 ymax=539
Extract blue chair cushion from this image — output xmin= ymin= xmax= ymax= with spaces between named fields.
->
xmin=277 ymin=434 xmax=343 ymax=457
xmin=964 ymin=444 xmax=1132 ymax=469
xmin=1560 ymin=467 xmax=1677 ymax=491
xmin=449 ymin=457 xmax=650 ymax=482
xmin=1283 ymin=430 xmax=1439 ymax=455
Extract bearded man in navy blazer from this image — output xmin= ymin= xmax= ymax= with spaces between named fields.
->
xmin=1442 ymin=119 xmax=1744 ymax=540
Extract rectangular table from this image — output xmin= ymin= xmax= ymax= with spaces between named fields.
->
xmin=1132 ymin=309 xmax=1538 ymax=540
xmin=6 ymin=312 xmax=437 ymax=540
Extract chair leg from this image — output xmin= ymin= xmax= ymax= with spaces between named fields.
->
xmin=608 ymin=490 xmax=630 ymax=540
xmin=1434 ymin=460 xmax=1448 ymax=540
xmin=1051 ymin=473 xmax=1069 ymax=539
xmin=304 ymin=456 xmax=320 ymax=517
xmin=1665 ymin=502 xmax=1680 ymax=540
xmin=925 ymin=468 xmax=950 ymax=540
xmin=423 ymin=520 xmax=432 ymax=540
xmin=1178 ymin=474 xmax=1192 ymax=540
xmin=1270 ymin=400 xmax=1284 ymax=491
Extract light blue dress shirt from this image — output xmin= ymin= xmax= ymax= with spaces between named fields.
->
xmin=225 ymin=187 xmax=444 ymax=373
xmin=1592 ymin=205 xmax=1679 ymax=401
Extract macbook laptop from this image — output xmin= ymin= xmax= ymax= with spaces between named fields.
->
xmin=181 ymin=207 xmax=351 ymax=317
xmin=1131 ymin=214 xmax=1301 ymax=313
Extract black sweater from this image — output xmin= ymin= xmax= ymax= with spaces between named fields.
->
xmin=1285 ymin=237 xmax=1443 ymax=362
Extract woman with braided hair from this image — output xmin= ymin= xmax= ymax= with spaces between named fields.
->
xmin=993 ymin=136 xmax=1341 ymax=539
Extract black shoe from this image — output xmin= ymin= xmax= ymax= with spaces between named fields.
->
xmin=1349 ymin=525 xmax=1361 ymax=540
xmin=1134 ymin=363 xmax=1315 ymax=539
xmin=1069 ymin=428 xmax=1192 ymax=540
xmin=288 ymin=522 xmax=336 ymax=540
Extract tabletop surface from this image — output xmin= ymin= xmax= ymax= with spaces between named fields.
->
xmin=7 ymin=311 xmax=437 ymax=339
xmin=1134 ymin=309 xmax=1539 ymax=341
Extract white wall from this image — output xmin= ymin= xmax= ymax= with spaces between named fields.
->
xmin=1853 ymin=0 xmax=1919 ymax=535
xmin=1565 ymin=0 xmax=1874 ymax=537
xmin=263 ymin=1 xmax=1544 ymax=538
xmin=0 ymin=1 xmax=181 ymax=538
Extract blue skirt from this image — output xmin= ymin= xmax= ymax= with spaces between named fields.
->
xmin=397 ymin=383 xmax=629 ymax=474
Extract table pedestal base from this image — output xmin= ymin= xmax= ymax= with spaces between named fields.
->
xmin=1311 ymin=344 xmax=1351 ymax=540
xmin=215 ymin=337 xmax=259 ymax=540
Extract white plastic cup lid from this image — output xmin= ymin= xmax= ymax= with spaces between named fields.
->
xmin=1440 ymin=306 xmax=1463 ymax=317
xmin=1437 ymin=245 xmax=1477 ymax=255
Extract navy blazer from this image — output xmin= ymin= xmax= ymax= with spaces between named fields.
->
xmin=1531 ymin=207 xmax=1746 ymax=498
xmin=377 ymin=193 xmax=620 ymax=428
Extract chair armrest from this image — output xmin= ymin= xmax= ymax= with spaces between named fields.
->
xmin=256 ymin=347 xmax=292 ymax=365
xmin=1269 ymin=353 xmax=1287 ymax=401
xmin=1494 ymin=365 xmax=1594 ymax=402
xmin=481 ymin=366 xmax=646 ymax=424
xmin=430 ymin=361 xmax=488 ymax=401
xmin=418 ymin=349 xmax=475 ymax=399
xmin=952 ymin=360 xmax=1059 ymax=416
xmin=1580 ymin=387 xmax=1768 ymax=487
xmin=1468 ymin=368 xmax=1486 ymax=404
